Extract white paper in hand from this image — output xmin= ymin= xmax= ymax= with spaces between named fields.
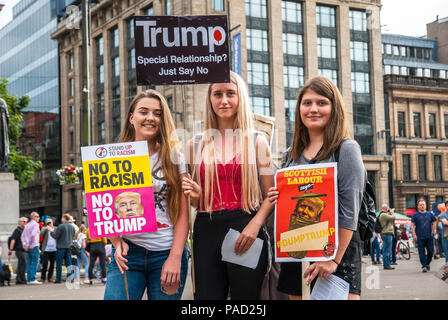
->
xmin=310 ymin=274 xmax=349 ymax=300
xmin=221 ymin=228 xmax=263 ymax=269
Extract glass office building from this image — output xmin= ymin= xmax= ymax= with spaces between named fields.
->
xmin=0 ymin=0 xmax=61 ymax=218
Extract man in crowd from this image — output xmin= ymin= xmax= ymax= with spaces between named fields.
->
xmin=411 ymin=199 xmax=437 ymax=272
xmin=20 ymin=212 xmax=42 ymax=285
xmin=51 ymin=213 xmax=76 ymax=283
xmin=8 ymin=217 xmax=28 ymax=284
xmin=379 ymin=204 xmax=396 ymax=270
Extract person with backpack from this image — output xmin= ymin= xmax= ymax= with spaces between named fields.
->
xmin=51 ymin=213 xmax=76 ymax=283
xmin=39 ymin=218 xmax=57 ymax=283
xmin=8 ymin=217 xmax=28 ymax=284
xmin=267 ymin=76 xmax=367 ymax=300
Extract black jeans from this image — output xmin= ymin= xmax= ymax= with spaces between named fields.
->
xmin=193 ymin=208 xmax=269 ymax=300
xmin=15 ymin=250 xmax=27 ymax=284
xmin=41 ymin=251 xmax=56 ymax=281
xmin=88 ymin=242 xmax=107 ymax=280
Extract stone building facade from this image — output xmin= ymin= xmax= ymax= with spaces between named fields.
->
xmin=51 ymin=0 xmax=388 ymax=221
xmin=383 ymin=33 xmax=448 ymax=215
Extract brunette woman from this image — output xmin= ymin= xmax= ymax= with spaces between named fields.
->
xmin=268 ymin=76 xmax=366 ymax=300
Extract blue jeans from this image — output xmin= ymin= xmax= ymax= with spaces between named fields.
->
xmin=441 ymin=237 xmax=448 ymax=263
xmin=370 ymin=237 xmax=381 ymax=262
xmin=417 ymin=237 xmax=434 ymax=268
xmin=104 ymin=240 xmax=188 ymax=300
xmin=381 ymin=234 xmax=393 ymax=268
xmin=26 ymin=246 xmax=40 ymax=282
xmin=76 ymin=249 xmax=89 ymax=280
xmin=391 ymin=238 xmax=397 ymax=263
xmin=56 ymin=248 xmax=73 ymax=283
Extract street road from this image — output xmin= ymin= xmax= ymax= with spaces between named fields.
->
xmin=0 ymin=253 xmax=446 ymax=300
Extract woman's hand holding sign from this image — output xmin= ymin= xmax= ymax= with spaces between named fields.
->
xmin=303 ymin=260 xmax=338 ymax=285
xmin=267 ymin=186 xmax=279 ymax=205
xmin=111 ymin=236 xmax=129 ymax=274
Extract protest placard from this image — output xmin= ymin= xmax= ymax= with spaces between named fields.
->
xmin=274 ymin=163 xmax=338 ymax=262
xmin=134 ymin=15 xmax=230 ymax=85
xmin=81 ymin=141 xmax=157 ymax=238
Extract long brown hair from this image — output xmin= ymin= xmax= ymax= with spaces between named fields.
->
xmin=290 ymin=76 xmax=350 ymax=162
xmin=119 ymin=90 xmax=182 ymax=225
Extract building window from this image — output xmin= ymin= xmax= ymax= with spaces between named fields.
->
xmin=112 ymin=27 xmax=119 ymax=48
xmin=165 ymin=0 xmax=171 ymax=15
xmin=69 ymin=78 xmax=74 ymax=97
xmin=434 ymin=155 xmax=442 ymax=181
xmin=413 ymin=112 xmax=421 ymax=137
xmin=285 ymin=99 xmax=296 ymax=122
xmin=128 ymin=18 xmax=134 ymax=39
xmin=70 ymin=105 xmax=74 ymax=124
xmin=406 ymin=194 xmax=417 ymax=210
xmin=251 ymin=97 xmax=270 ymax=116
xmin=445 ymin=114 xmax=448 ymax=138
xmin=97 ymin=93 xmax=104 ymax=114
xmin=98 ymin=122 xmax=105 ymax=144
xmin=402 ymin=154 xmax=410 ymax=181
xmin=429 ymin=113 xmax=436 ymax=138
xmin=128 ymin=48 xmax=136 ymax=70
xmin=282 ymin=1 xmax=302 ymax=23
xmin=114 ymin=57 xmax=120 ymax=78
xmin=349 ymin=10 xmax=366 ymax=31
xmin=400 ymin=46 xmax=407 ymax=57
xmin=284 ymin=65 xmax=304 ymax=89
xmin=283 ymin=33 xmax=303 ymax=56
xmin=397 ymin=111 xmax=406 ymax=137
xmin=316 ymin=5 xmax=335 ymax=28
xmin=70 ymin=189 xmax=77 ymax=209
xmin=384 ymin=65 xmax=391 ymax=75
xmin=247 ymin=29 xmax=268 ymax=52
xmin=69 ymin=131 xmax=74 ymax=152
xmin=319 ymin=69 xmax=338 ymax=86
xmin=69 ymin=52 xmax=73 ymax=70
xmin=318 ymin=37 xmax=336 ymax=59
xmin=247 ymin=62 xmax=269 ymax=86
xmin=400 ymin=67 xmax=408 ymax=76
xmin=97 ymin=36 xmax=103 ymax=56
xmin=351 ymin=72 xmax=370 ymax=93
xmin=350 ymin=41 xmax=368 ymax=62
xmin=213 ymin=0 xmax=224 ymax=11
xmin=98 ymin=64 xmax=104 ymax=84
xmin=385 ymin=44 xmax=392 ymax=55
xmin=145 ymin=4 xmax=154 ymax=15
xmin=418 ymin=154 xmax=426 ymax=181
xmin=246 ymin=0 xmax=267 ymax=18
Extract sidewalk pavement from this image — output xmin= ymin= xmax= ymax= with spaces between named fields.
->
xmin=0 ymin=254 xmax=446 ymax=300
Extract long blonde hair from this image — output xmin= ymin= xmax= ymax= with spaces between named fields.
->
xmin=119 ymin=90 xmax=182 ymax=225
xmin=290 ymin=76 xmax=350 ymax=162
xmin=194 ymin=71 xmax=261 ymax=213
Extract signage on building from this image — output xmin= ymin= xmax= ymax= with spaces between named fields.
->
xmin=81 ymin=141 xmax=157 ymax=238
xmin=274 ymin=163 xmax=338 ymax=262
xmin=232 ymin=33 xmax=241 ymax=75
xmin=134 ymin=15 xmax=230 ymax=85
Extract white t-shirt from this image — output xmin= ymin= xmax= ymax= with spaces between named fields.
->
xmin=76 ymin=233 xmax=86 ymax=249
xmin=123 ymin=151 xmax=186 ymax=251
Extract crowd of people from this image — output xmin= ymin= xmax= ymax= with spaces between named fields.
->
xmin=3 ymin=73 xmax=448 ymax=300
xmin=367 ymin=200 xmax=448 ymax=273
xmin=6 ymin=212 xmax=111 ymax=285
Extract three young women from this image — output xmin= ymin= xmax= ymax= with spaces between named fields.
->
xmin=267 ymin=76 xmax=366 ymax=300
xmin=104 ymin=89 xmax=189 ymax=300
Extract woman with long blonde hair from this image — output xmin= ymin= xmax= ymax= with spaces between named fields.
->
xmin=268 ymin=76 xmax=366 ymax=300
xmin=104 ymin=89 xmax=189 ymax=300
xmin=182 ymin=71 xmax=275 ymax=299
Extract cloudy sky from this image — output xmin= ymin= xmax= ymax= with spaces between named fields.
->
xmin=1 ymin=0 xmax=448 ymax=36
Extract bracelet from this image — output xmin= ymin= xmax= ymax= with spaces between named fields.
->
xmin=332 ymin=260 xmax=339 ymax=266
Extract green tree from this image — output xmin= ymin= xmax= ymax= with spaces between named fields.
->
xmin=0 ymin=78 xmax=42 ymax=189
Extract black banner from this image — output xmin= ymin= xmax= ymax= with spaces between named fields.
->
xmin=134 ymin=15 xmax=230 ymax=85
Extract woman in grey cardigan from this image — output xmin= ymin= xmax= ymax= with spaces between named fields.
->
xmin=267 ymin=76 xmax=366 ymax=300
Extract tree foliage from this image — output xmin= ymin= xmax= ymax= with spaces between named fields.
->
xmin=0 ymin=78 xmax=42 ymax=189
